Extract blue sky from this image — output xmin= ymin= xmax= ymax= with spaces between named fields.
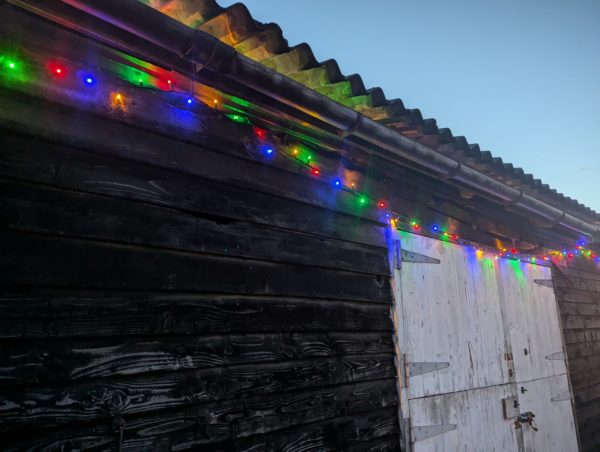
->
xmin=220 ymin=0 xmax=600 ymax=212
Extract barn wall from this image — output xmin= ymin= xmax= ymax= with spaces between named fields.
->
xmin=0 ymin=97 xmax=400 ymax=450
xmin=554 ymin=260 xmax=600 ymax=451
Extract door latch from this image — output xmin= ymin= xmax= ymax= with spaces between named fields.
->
xmin=515 ymin=411 xmax=538 ymax=432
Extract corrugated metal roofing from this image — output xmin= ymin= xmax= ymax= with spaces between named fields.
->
xmin=142 ymin=0 xmax=599 ymax=223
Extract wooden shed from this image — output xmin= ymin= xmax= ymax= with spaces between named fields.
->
xmin=1 ymin=1 xmax=599 ymax=450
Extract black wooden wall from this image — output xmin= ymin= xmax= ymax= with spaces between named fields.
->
xmin=553 ymin=260 xmax=600 ymax=451
xmin=0 ymin=90 xmax=400 ymax=450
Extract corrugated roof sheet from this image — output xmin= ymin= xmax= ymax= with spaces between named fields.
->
xmin=142 ymin=0 xmax=599 ymax=222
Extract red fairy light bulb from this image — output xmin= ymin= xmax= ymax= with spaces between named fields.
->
xmin=311 ymin=167 xmax=320 ymax=176
xmin=48 ymin=61 xmax=67 ymax=78
xmin=567 ymin=253 xmax=574 ymax=259
xmin=510 ymin=248 xmax=518 ymax=254
xmin=378 ymin=201 xmax=386 ymax=209
xmin=253 ymin=127 xmax=267 ymax=141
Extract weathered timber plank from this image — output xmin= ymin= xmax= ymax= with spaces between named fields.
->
xmin=563 ymin=328 xmax=600 ymax=345
xmin=573 ymin=382 xmax=600 ymax=406
xmin=555 ymin=275 xmax=600 ymax=293
xmin=2 ymin=386 xmax=399 ymax=451
xmin=0 ymin=354 xmax=395 ymax=433
xmin=569 ymin=367 xmax=600 ymax=392
xmin=0 ymin=178 xmax=388 ymax=275
xmin=576 ymin=399 xmax=600 ymax=424
xmin=0 ymin=231 xmax=392 ymax=303
xmin=562 ymin=315 xmax=600 ymax=330
xmin=554 ymin=265 xmax=600 ymax=282
xmin=556 ymin=258 xmax=600 ymax=273
xmin=0 ymin=331 xmax=394 ymax=385
xmin=578 ymin=411 xmax=600 ymax=451
xmin=201 ymin=407 xmax=400 ymax=452
xmin=0 ymin=289 xmax=393 ymax=339
xmin=345 ymin=435 xmax=401 ymax=452
xmin=0 ymin=132 xmax=386 ymax=248
xmin=559 ymin=301 xmax=600 ymax=316
xmin=567 ymin=340 xmax=600 ymax=360
xmin=567 ymin=353 xmax=600 ymax=375
xmin=0 ymin=91 xmax=390 ymax=225
xmin=556 ymin=287 xmax=600 ymax=304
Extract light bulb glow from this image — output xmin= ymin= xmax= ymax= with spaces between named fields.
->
xmin=48 ymin=61 xmax=67 ymax=78
xmin=83 ymin=74 xmax=96 ymax=86
xmin=253 ymin=127 xmax=267 ymax=140
xmin=111 ymin=92 xmax=126 ymax=110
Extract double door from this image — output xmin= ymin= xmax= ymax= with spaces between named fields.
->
xmin=392 ymin=230 xmax=578 ymax=451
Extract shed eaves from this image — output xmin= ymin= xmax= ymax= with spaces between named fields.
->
xmin=141 ymin=0 xmax=600 ymax=223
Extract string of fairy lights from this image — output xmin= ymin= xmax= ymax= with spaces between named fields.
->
xmin=2 ymin=51 xmax=598 ymax=267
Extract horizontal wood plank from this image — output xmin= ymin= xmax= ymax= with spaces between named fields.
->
xmin=0 ymin=354 xmax=395 ymax=433
xmin=2 ymin=390 xmax=399 ymax=451
xmin=0 ymin=131 xmax=387 ymax=248
xmin=556 ymin=287 xmax=600 ymax=304
xmin=0 ymin=331 xmax=394 ymax=385
xmin=0 ymin=289 xmax=393 ymax=339
xmin=0 ymin=178 xmax=388 ymax=275
xmin=0 ymin=91 xmax=388 ymax=225
xmin=205 ymin=407 xmax=400 ymax=452
xmin=0 ymin=230 xmax=392 ymax=302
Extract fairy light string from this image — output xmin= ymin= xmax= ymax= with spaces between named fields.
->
xmin=3 ymin=51 xmax=597 ymax=267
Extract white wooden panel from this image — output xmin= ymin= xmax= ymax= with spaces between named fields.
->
xmin=393 ymin=230 xmax=577 ymax=451
xmin=409 ymin=384 xmax=521 ymax=452
xmin=518 ymin=374 xmax=578 ymax=452
xmin=496 ymin=261 xmax=567 ymax=382
xmin=396 ymin=231 xmax=509 ymax=398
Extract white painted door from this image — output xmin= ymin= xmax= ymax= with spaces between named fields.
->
xmin=496 ymin=263 xmax=578 ymax=451
xmin=391 ymin=229 xmax=578 ymax=452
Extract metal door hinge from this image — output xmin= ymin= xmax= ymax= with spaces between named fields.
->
xmin=411 ymin=424 xmax=457 ymax=442
xmin=394 ymin=240 xmax=440 ymax=269
xmin=545 ymin=351 xmax=566 ymax=360
xmin=399 ymin=356 xmax=449 ymax=387
xmin=408 ymin=361 xmax=450 ymax=377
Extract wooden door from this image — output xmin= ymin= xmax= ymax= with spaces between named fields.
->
xmin=497 ymin=263 xmax=579 ymax=451
xmin=392 ymin=229 xmax=578 ymax=451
